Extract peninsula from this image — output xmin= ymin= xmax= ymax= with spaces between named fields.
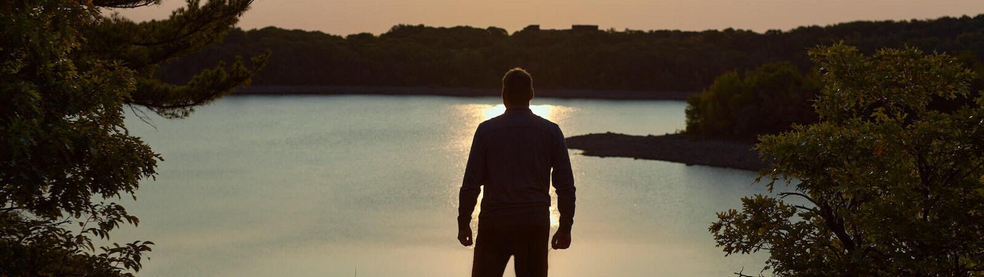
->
xmin=565 ymin=133 xmax=766 ymax=171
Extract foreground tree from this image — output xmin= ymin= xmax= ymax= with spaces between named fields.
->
xmin=710 ymin=44 xmax=984 ymax=276
xmin=1 ymin=0 xmax=266 ymax=275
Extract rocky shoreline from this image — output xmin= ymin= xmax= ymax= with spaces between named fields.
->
xmin=565 ymin=133 xmax=766 ymax=171
xmin=234 ymin=85 xmax=697 ymax=100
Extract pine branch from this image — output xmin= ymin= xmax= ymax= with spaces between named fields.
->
xmin=90 ymin=0 xmax=159 ymax=8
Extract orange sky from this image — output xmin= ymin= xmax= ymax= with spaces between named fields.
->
xmin=116 ymin=0 xmax=984 ymax=35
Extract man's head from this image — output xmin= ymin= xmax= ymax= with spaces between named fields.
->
xmin=501 ymin=68 xmax=534 ymax=107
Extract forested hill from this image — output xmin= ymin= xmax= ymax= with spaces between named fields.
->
xmin=159 ymin=14 xmax=984 ymax=93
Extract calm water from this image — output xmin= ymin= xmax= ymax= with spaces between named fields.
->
xmin=118 ymin=95 xmax=770 ymax=277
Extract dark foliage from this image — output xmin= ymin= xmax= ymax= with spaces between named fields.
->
xmin=160 ymin=15 xmax=984 ymax=94
xmin=0 ymin=0 xmax=265 ymax=276
xmin=711 ymin=44 xmax=984 ymax=276
xmin=685 ymin=62 xmax=819 ymax=140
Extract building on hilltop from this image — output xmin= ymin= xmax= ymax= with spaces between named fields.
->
xmin=572 ymin=25 xmax=598 ymax=32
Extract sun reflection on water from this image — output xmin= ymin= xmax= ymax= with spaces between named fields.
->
xmin=481 ymin=104 xmax=558 ymax=121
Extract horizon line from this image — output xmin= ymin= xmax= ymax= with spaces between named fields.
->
xmin=225 ymin=12 xmax=984 ymax=36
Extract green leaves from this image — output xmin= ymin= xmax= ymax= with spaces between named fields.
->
xmin=685 ymin=62 xmax=820 ymax=140
xmin=810 ymin=44 xmax=975 ymax=123
xmin=85 ymin=0 xmax=268 ymax=118
xmin=1 ymin=0 xmax=262 ymax=276
xmin=711 ymin=195 xmax=799 ymax=255
xmin=712 ymin=44 xmax=984 ymax=276
xmin=130 ymin=52 xmax=268 ymax=118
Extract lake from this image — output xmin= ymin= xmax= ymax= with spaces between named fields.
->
xmin=117 ymin=95 xmax=770 ymax=277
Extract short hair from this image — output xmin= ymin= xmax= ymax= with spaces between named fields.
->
xmin=502 ymin=68 xmax=534 ymax=103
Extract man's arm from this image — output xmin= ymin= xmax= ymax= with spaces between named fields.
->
xmin=457 ymin=128 xmax=485 ymax=246
xmin=551 ymin=126 xmax=576 ymax=249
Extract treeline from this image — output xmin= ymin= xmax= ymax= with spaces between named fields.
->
xmin=159 ymin=14 xmax=984 ymax=93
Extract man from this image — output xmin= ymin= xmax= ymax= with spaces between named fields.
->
xmin=457 ymin=68 xmax=577 ymax=277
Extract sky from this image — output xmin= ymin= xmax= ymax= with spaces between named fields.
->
xmin=116 ymin=0 xmax=984 ymax=36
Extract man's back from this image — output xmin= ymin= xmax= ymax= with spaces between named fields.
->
xmin=458 ymin=108 xmax=576 ymax=221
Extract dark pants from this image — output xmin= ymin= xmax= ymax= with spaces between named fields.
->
xmin=472 ymin=211 xmax=550 ymax=277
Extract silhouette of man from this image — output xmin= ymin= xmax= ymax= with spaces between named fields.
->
xmin=457 ymin=68 xmax=576 ymax=277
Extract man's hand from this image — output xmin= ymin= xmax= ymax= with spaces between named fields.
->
xmin=458 ymin=227 xmax=473 ymax=246
xmin=552 ymin=230 xmax=572 ymax=250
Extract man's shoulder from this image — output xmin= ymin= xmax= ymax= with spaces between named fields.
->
xmin=474 ymin=119 xmax=497 ymax=137
xmin=477 ymin=114 xmax=561 ymax=135
xmin=475 ymin=118 xmax=495 ymax=131
xmin=540 ymin=117 xmax=561 ymax=129
xmin=476 ymin=114 xmax=510 ymax=129
xmin=529 ymin=115 xmax=562 ymax=133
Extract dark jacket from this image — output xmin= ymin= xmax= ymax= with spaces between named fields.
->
xmin=458 ymin=107 xmax=576 ymax=231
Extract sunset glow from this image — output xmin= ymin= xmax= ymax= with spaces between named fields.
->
xmin=117 ymin=0 xmax=984 ymax=36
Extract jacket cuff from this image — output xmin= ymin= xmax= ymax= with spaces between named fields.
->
xmin=457 ymin=215 xmax=472 ymax=229
xmin=558 ymin=218 xmax=574 ymax=233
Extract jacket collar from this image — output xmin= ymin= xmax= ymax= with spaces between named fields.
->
xmin=504 ymin=106 xmax=531 ymax=113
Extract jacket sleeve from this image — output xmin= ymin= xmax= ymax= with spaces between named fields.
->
xmin=458 ymin=127 xmax=486 ymax=229
xmin=551 ymin=126 xmax=576 ymax=232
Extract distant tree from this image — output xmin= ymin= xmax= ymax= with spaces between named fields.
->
xmin=685 ymin=62 xmax=819 ymax=140
xmin=710 ymin=44 xmax=984 ymax=276
xmin=159 ymin=15 xmax=984 ymax=93
xmin=0 ymin=0 xmax=266 ymax=276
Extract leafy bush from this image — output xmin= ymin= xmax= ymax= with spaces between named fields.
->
xmin=710 ymin=44 xmax=984 ymax=276
xmin=685 ymin=62 xmax=819 ymax=140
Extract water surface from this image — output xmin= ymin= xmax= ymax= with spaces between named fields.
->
xmin=119 ymin=95 xmax=769 ymax=277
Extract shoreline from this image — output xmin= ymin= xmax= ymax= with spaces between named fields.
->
xmin=234 ymin=85 xmax=697 ymax=101
xmin=565 ymin=133 xmax=765 ymax=171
